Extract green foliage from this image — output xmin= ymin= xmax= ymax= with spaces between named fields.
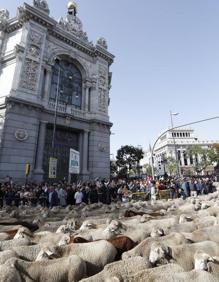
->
xmin=110 ymin=161 xmax=118 ymax=176
xmin=116 ymin=145 xmax=144 ymax=175
xmin=165 ymin=157 xmax=177 ymax=175
xmin=143 ymin=163 xmax=153 ymax=175
xmin=186 ymin=145 xmax=214 ymax=173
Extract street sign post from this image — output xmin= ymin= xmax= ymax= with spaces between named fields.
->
xmin=69 ymin=149 xmax=80 ymax=174
xmin=68 ymin=149 xmax=80 ymax=182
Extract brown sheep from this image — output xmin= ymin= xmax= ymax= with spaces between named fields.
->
xmin=108 ymin=236 xmax=137 ymax=260
xmin=69 ymin=236 xmax=90 ymax=244
xmin=0 ymin=221 xmax=38 ymax=232
xmin=124 ymin=210 xmax=161 ymax=218
xmin=69 ymin=235 xmax=137 ymax=260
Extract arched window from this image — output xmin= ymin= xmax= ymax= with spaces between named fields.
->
xmin=49 ymin=59 xmax=82 ymax=109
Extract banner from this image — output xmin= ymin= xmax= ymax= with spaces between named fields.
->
xmin=49 ymin=157 xmax=57 ymax=179
xmin=69 ymin=149 xmax=80 ymax=174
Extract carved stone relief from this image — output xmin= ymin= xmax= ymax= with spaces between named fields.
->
xmin=98 ymin=65 xmax=108 ymax=112
xmin=27 ymin=44 xmax=41 ymax=59
xmin=33 ymin=0 xmax=50 ymax=14
xmin=20 ymin=59 xmax=39 ymax=90
xmin=19 ymin=30 xmax=43 ymax=91
xmin=58 ymin=12 xmax=92 ymax=46
xmin=96 ymin=37 xmax=108 ymax=49
xmin=98 ymin=88 xmax=107 ymax=113
xmin=0 ymin=9 xmax=9 ymax=30
xmin=15 ymin=129 xmax=29 ymax=141
xmin=98 ymin=65 xmax=108 ymax=89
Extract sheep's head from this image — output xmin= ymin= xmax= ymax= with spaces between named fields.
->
xmin=35 ymin=248 xmax=57 ymax=261
xmin=79 ymin=221 xmax=97 ymax=231
xmin=194 ymin=251 xmax=214 ymax=271
xmin=140 ymin=214 xmax=152 ymax=223
xmin=57 ymin=234 xmax=70 ymax=246
xmin=179 ymin=214 xmax=193 ymax=224
xmin=194 ymin=203 xmax=201 ymax=211
xmin=108 ymin=220 xmax=127 ymax=232
xmin=150 ymin=228 xmax=165 ymax=238
xmin=14 ymin=227 xmax=32 ymax=240
xmin=201 ymin=203 xmax=210 ymax=210
xmin=149 ymin=242 xmax=171 ymax=266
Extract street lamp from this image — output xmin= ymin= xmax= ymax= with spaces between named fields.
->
xmin=51 ymin=58 xmax=61 ymax=153
xmin=170 ymin=111 xmax=181 ymax=178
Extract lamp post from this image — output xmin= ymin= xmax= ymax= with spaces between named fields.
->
xmin=51 ymin=59 xmax=61 ymax=153
xmin=170 ymin=111 xmax=181 ymax=178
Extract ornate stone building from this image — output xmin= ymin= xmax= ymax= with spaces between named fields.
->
xmin=143 ymin=128 xmax=219 ymax=176
xmin=0 ymin=1 xmax=114 ymax=182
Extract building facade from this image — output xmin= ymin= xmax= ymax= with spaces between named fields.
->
xmin=144 ymin=128 xmax=219 ymax=176
xmin=0 ymin=1 xmax=114 ymax=182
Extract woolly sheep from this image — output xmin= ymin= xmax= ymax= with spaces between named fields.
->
xmin=122 ymin=232 xmax=187 ymax=261
xmin=43 ymin=240 xmax=117 ymax=276
xmin=149 ymin=240 xmax=219 ymax=271
xmin=80 ymin=256 xmax=150 ymax=282
xmin=5 ymin=255 xmax=86 ymax=282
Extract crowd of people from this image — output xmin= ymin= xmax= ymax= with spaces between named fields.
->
xmin=0 ymin=175 xmax=217 ymax=208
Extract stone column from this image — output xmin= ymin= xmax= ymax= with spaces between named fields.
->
xmin=180 ymin=150 xmax=185 ymax=167
xmin=84 ymin=80 xmax=92 ymax=112
xmin=43 ymin=65 xmax=52 ymax=101
xmin=85 ymin=87 xmax=90 ymax=112
xmin=33 ymin=121 xmax=47 ymax=182
xmin=187 ymin=156 xmax=191 ymax=166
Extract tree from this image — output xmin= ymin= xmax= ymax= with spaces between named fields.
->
xmin=165 ymin=157 xmax=177 ymax=176
xmin=186 ymin=145 xmax=213 ymax=174
xmin=116 ymin=145 xmax=144 ymax=177
xmin=209 ymin=143 xmax=219 ymax=167
xmin=143 ymin=163 xmax=153 ymax=175
xmin=110 ymin=161 xmax=118 ymax=177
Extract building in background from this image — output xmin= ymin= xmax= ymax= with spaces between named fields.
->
xmin=143 ymin=128 xmax=219 ymax=176
xmin=0 ymin=1 xmax=114 ymax=182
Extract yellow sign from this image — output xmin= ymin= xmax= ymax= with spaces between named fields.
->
xmin=25 ymin=163 xmax=30 ymax=176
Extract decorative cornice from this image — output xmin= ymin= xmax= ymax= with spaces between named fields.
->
xmin=4 ymin=3 xmax=115 ymax=65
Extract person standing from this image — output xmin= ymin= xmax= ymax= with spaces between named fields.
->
xmin=74 ymin=189 xmax=83 ymax=205
xmin=58 ymin=186 xmax=67 ymax=207
xmin=49 ymin=187 xmax=59 ymax=208
xmin=150 ymin=180 xmax=158 ymax=204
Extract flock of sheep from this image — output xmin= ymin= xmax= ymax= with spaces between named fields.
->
xmin=0 ymin=184 xmax=219 ymax=281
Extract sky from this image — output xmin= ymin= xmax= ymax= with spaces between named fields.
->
xmin=2 ymin=0 xmax=219 ymax=157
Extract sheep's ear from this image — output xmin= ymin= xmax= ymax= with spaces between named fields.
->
xmin=165 ymin=246 xmax=172 ymax=257
xmin=158 ymin=229 xmax=164 ymax=235
xmin=208 ymin=256 xmax=214 ymax=262
xmin=45 ymin=249 xmax=54 ymax=257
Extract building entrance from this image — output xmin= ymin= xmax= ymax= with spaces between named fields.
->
xmin=43 ymin=126 xmax=79 ymax=181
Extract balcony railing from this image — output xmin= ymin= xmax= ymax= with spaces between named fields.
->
xmin=47 ymin=100 xmax=86 ymax=119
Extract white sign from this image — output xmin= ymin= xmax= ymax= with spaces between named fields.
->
xmin=69 ymin=149 xmax=80 ymax=174
xmin=49 ymin=157 xmax=57 ymax=179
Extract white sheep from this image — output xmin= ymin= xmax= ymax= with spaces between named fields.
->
xmin=80 ymin=256 xmax=150 ymax=282
xmin=194 ymin=251 xmax=214 ymax=271
xmin=149 ymin=240 xmax=219 ymax=271
xmin=0 ymin=264 xmax=22 ymax=282
xmin=0 ymin=250 xmax=18 ymax=265
xmin=122 ymin=232 xmax=187 ymax=260
xmin=42 ymin=240 xmax=117 ymax=276
xmin=0 ymin=238 xmax=32 ymax=251
xmin=5 ymin=255 xmax=86 ymax=282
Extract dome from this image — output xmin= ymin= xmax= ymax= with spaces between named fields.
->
xmin=68 ymin=1 xmax=77 ymax=10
